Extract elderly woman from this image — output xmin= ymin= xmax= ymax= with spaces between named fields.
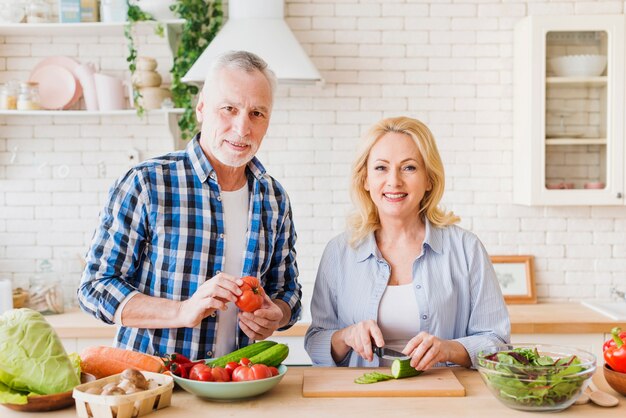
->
xmin=305 ymin=116 xmax=510 ymax=370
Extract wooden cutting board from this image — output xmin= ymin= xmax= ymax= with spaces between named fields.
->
xmin=302 ymin=367 xmax=465 ymax=397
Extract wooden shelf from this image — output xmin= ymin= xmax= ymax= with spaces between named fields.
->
xmin=546 ymin=76 xmax=607 ymax=86
xmin=0 ymin=20 xmax=184 ymax=36
xmin=545 ymin=138 xmax=607 ymax=145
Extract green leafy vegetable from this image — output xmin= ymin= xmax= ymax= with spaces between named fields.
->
xmin=479 ymin=346 xmax=592 ymax=408
xmin=0 ymin=309 xmax=81 ymax=404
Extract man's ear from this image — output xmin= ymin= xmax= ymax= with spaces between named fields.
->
xmin=195 ymin=92 xmax=205 ymax=122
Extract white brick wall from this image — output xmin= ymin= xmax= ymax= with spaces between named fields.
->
xmin=2 ymin=1 xmax=626 ymax=321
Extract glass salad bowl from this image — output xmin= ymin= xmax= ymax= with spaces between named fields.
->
xmin=476 ymin=344 xmax=596 ymax=412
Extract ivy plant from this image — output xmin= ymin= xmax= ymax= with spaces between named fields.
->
xmin=125 ymin=0 xmax=223 ymax=140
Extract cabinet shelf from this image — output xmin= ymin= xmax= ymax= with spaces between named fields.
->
xmin=546 ymin=76 xmax=607 ymax=86
xmin=0 ymin=20 xmax=184 ymax=36
xmin=0 ymin=109 xmax=184 ymax=116
xmin=545 ymin=138 xmax=607 ymax=145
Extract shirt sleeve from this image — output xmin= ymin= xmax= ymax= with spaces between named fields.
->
xmin=304 ymin=239 xmax=351 ymax=367
xmin=263 ymin=196 xmax=302 ymax=330
xmin=77 ymin=169 xmax=150 ymax=325
xmin=454 ymin=235 xmax=511 ymax=367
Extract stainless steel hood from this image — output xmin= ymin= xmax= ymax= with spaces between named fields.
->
xmin=182 ymin=0 xmax=323 ymax=85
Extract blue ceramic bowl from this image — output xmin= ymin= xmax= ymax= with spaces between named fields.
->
xmin=172 ymin=365 xmax=287 ymax=401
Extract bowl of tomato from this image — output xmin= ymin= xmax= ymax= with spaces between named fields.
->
xmin=171 ymin=363 xmax=288 ymax=401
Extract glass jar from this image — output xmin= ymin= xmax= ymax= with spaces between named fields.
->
xmin=26 ymin=0 xmax=50 ymax=23
xmin=17 ymin=82 xmax=40 ymax=110
xmin=27 ymin=259 xmax=64 ymax=315
xmin=0 ymin=81 xmax=18 ymax=110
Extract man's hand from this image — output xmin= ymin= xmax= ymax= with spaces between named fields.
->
xmin=177 ymin=273 xmax=242 ymax=328
xmin=238 ymin=294 xmax=287 ymax=340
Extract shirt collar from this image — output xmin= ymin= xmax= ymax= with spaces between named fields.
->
xmin=354 ymin=217 xmax=444 ymax=262
xmin=186 ymin=133 xmax=267 ymax=183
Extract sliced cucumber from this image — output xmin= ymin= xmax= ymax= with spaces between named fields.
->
xmin=354 ymin=371 xmax=394 ymax=384
xmin=391 ymin=358 xmax=422 ymax=379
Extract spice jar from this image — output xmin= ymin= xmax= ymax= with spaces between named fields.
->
xmin=27 ymin=259 xmax=64 ymax=315
xmin=17 ymin=82 xmax=40 ymax=110
xmin=0 ymin=81 xmax=18 ymax=110
xmin=26 ymin=0 xmax=50 ymax=23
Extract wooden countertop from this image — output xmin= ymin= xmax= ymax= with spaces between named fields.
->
xmin=2 ymin=367 xmax=624 ymax=418
xmin=47 ymin=302 xmax=620 ymax=339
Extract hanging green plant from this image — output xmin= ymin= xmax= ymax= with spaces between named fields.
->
xmin=125 ymin=0 xmax=223 ymax=140
xmin=170 ymin=0 xmax=223 ymax=140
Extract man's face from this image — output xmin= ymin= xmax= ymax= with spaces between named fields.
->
xmin=196 ymin=67 xmax=273 ymax=168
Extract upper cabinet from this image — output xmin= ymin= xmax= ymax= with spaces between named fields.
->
xmin=513 ymin=15 xmax=624 ymax=205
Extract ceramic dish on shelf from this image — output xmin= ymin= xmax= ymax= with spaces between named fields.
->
xmin=29 ymin=65 xmax=78 ymax=110
xmin=548 ymin=54 xmax=607 ymax=77
xmin=31 ymin=56 xmax=83 ymax=109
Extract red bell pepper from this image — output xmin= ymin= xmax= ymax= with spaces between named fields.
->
xmin=603 ymin=329 xmax=626 ymax=351
xmin=603 ymin=327 xmax=626 ymax=373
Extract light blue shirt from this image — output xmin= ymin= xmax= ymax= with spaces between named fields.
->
xmin=304 ymin=219 xmax=510 ymax=368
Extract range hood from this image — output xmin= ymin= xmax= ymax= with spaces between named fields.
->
xmin=182 ymin=0 xmax=323 ymax=85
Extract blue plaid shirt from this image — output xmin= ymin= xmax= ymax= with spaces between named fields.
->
xmin=78 ymin=135 xmax=302 ymax=360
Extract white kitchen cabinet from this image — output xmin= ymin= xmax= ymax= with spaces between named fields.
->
xmin=513 ymin=15 xmax=625 ymax=205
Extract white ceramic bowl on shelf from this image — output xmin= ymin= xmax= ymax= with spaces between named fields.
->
xmin=548 ymin=54 xmax=607 ymax=77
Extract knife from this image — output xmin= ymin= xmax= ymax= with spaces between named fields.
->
xmin=373 ymin=346 xmax=410 ymax=361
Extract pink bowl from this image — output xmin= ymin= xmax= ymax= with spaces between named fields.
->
xmin=584 ymin=182 xmax=605 ymax=189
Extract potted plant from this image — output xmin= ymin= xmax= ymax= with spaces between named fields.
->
xmin=125 ymin=0 xmax=223 ymax=140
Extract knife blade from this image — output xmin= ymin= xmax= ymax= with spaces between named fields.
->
xmin=373 ymin=346 xmax=410 ymax=361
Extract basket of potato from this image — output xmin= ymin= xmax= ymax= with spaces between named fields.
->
xmin=72 ymin=368 xmax=173 ymax=418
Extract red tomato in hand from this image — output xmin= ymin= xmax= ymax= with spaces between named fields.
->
xmin=236 ymin=276 xmax=265 ymax=312
xmin=189 ymin=363 xmax=214 ymax=381
xmin=211 ymin=366 xmax=231 ymax=382
xmin=268 ymin=366 xmax=279 ymax=377
xmin=225 ymin=361 xmax=239 ymax=377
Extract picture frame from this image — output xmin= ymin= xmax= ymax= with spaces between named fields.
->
xmin=490 ymin=255 xmax=537 ymax=304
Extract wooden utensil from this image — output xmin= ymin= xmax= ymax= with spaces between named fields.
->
xmin=588 ymin=381 xmax=619 ymax=407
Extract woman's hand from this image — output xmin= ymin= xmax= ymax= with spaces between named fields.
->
xmin=403 ymin=332 xmax=470 ymax=370
xmin=334 ymin=320 xmax=384 ymax=362
xmin=178 ymin=273 xmax=242 ymax=328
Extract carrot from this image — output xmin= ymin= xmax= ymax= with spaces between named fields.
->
xmin=80 ymin=346 xmax=164 ymax=378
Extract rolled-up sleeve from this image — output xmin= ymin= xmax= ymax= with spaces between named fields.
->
xmin=305 ymin=240 xmax=351 ymax=367
xmin=78 ymin=169 xmax=149 ymax=324
xmin=454 ymin=236 xmax=510 ymax=367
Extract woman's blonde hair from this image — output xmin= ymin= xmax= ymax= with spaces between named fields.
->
xmin=348 ymin=116 xmax=460 ymax=246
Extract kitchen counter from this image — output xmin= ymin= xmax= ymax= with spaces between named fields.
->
xmin=46 ymin=302 xmax=621 ymax=339
xmin=2 ymin=367 xmax=624 ymax=418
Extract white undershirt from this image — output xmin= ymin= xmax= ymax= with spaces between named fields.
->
xmin=213 ymin=184 xmax=249 ymax=357
xmin=377 ymin=283 xmax=420 ymax=366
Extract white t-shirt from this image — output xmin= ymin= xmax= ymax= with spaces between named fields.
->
xmin=377 ymin=283 xmax=420 ymax=366
xmin=213 ymin=184 xmax=249 ymax=357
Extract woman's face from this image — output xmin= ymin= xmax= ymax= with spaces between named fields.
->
xmin=364 ymin=132 xmax=431 ymax=224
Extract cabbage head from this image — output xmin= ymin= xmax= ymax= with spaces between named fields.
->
xmin=0 ymin=308 xmax=81 ymax=404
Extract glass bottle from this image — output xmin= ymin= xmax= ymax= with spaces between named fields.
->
xmin=0 ymin=81 xmax=18 ymax=110
xmin=26 ymin=0 xmax=50 ymax=23
xmin=28 ymin=259 xmax=64 ymax=315
xmin=17 ymin=82 xmax=40 ymax=110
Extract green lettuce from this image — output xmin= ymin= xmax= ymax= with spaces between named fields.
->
xmin=0 ymin=309 xmax=81 ymax=404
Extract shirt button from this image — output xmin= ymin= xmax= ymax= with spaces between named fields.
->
xmin=416 ymin=285 xmax=422 ymax=289
xmin=207 ymin=351 xmax=213 ymax=357
xmin=422 ymin=315 xmax=428 ymax=320
xmin=216 ymin=270 xmax=221 ymax=274
xmin=217 ymin=195 xmax=222 ymax=201
xmin=210 ymin=313 xmax=217 ymax=318
xmin=219 ymin=233 xmax=224 ymax=239
xmin=210 ymin=173 xmax=216 ymax=180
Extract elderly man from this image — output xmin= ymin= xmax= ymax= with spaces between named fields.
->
xmin=79 ymin=51 xmax=302 ymax=360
